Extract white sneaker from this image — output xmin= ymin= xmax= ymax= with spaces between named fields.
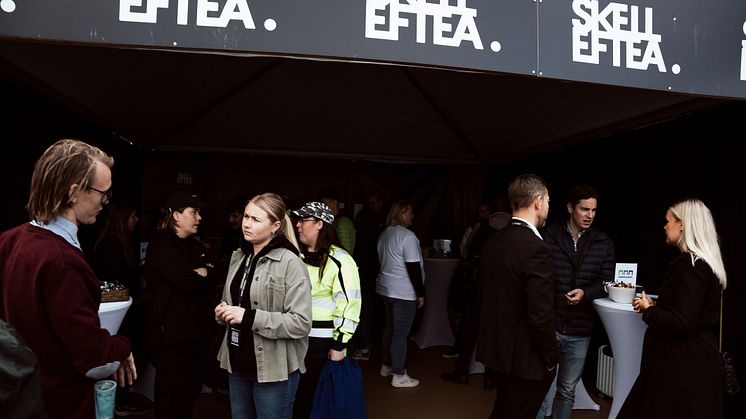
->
xmin=391 ymin=373 xmax=420 ymax=388
xmin=379 ymin=364 xmax=393 ymax=377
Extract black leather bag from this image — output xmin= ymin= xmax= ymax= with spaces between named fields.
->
xmin=721 ymin=351 xmax=740 ymax=396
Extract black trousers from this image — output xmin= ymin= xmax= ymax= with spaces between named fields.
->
xmin=490 ymin=369 xmax=555 ymax=419
xmin=293 ymin=337 xmax=332 ymax=419
xmin=151 ymin=339 xmax=210 ymax=419
xmin=351 ymin=290 xmax=375 ymax=350
xmin=453 ymin=290 xmax=481 ymax=373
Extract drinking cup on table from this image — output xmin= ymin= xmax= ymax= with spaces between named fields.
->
xmin=94 ymin=380 xmax=117 ymax=419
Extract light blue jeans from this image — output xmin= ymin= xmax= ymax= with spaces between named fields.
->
xmin=229 ymin=370 xmax=300 ymax=419
xmin=381 ymin=296 xmax=416 ymax=375
xmin=537 ymin=332 xmax=590 ymax=419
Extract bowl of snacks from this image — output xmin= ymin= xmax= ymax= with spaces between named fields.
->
xmin=604 ymin=281 xmax=636 ymax=303
xmin=100 ymin=281 xmax=130 ymax=303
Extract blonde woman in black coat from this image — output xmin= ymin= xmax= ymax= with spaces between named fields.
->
xmin=618 ymin=199 xmax=726 ymax=419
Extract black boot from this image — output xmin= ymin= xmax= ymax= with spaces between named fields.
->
xmin=441 ymin=371 xmax=469 ymax=385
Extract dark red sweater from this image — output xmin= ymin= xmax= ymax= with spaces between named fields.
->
xmin=0 ymin=224 xmax=131 ymax=419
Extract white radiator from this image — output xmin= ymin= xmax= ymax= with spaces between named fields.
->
xmin=596 ymin=344 xmax=614 ymax=398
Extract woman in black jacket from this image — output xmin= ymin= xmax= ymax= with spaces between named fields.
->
xmin=619 ymin=199 xmax=726 ymax=419
xmin=145 ymin=191 xmax=214 ymax=419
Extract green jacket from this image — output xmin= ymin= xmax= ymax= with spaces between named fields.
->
xmin=217 ymin=246 xmax=312 ymax=383
xmin=334 ymin=216 xmax=356 ymax=255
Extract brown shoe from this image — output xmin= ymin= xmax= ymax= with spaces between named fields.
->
xmin=441 ymin=371 xmax=469 ymax=385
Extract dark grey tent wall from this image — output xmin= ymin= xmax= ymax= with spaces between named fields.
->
xmin=2 ymin=75 xmax=145 ymax=231
xmin=138 ymin=152 xmax=488 ymax=250
xmin=1 ymin=71 xmax=487 ymax=253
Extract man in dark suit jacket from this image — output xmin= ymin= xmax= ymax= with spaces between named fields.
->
xmin=476 ymin=174 xmax=559 ymax=419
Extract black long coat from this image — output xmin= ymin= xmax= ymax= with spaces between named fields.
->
xmin=618 ymin=253 xmax=723 ymax=419
xmin=476 ymin=221 xmax=558 ymax=381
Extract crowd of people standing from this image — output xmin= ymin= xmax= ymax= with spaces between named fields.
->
xmin=0 ymin=139 xmax=731 ymax=419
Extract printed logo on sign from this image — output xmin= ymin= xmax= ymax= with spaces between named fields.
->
xmin=177 ymin=172 xmax=194 ymax=185
xmin=118 ymin=0 xmax=280 ymax=31
xmin=0 ymin=0 xmax=16 ymax=13
xmin=365 ymin=0 xmax=488 ymax=51
xmin=614 ymin=263 xmax=638 ymax=284
xmin=571 ymin=0 xmax=675 ymax=73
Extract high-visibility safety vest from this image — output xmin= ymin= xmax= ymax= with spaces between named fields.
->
xmin=303 ymin=245 xmax=362 ymax=351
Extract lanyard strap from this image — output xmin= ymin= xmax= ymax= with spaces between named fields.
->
xmin=237 ymin=254 xmax=252 ymax=308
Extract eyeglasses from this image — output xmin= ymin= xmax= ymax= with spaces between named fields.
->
xmin=88 ymin=186 xmax=112 ymax=203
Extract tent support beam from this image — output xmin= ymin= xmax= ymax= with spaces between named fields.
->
xmin=400 ymin=67 xmax=487 ymax=165
xmin=155 ymin=57 xmax=284 ymax=149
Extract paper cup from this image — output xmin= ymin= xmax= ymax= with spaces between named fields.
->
xmin=94 ymin=380 xmax=117 ymax=419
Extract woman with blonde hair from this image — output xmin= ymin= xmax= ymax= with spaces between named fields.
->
xmin=215 ymin=193 xmax=312 ymax=419
xmin=619 ymin=198 xmax=726 ymax=419
xmin=376 ymin=199 xmax=425 ymax=388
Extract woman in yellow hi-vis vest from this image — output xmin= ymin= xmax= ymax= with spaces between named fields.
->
xmin=291 ymin=201 xmax=362 ymax=419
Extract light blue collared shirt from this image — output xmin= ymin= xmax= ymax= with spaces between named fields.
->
xmin=30 ymin=217 xmax=81 ymax=250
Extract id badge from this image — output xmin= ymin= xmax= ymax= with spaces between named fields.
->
xmin=229 ymin=326 xmax=241 ymax=347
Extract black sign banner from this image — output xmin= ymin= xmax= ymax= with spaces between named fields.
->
xmin=1 ymin=0 xmax=745 ymax=99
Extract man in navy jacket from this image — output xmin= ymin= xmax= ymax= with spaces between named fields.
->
xmin=537 ymin=185 xmax=615 ymax=419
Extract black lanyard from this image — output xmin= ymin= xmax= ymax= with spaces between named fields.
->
xmin=236 ymin=254 xmax=252 ymax=308
xmin=511 ymin=218 xmax=531 ymax=229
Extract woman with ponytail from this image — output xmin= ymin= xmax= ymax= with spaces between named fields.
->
xmin=215 ymin=193 xmax=312 ymax=419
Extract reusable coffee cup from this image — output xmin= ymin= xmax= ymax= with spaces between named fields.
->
xmin=94 ymin=380 xmax=117 ymax=419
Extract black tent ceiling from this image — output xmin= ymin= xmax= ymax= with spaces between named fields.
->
xmin=0 ymin=39 xmax=726 ymax=164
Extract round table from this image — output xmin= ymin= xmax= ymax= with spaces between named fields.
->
xmin=98 ymin=298 xmax=132 ymax=334
xmin=412 ymin=257 xmax=459 ymax=348
xmin=593 ymin=298 xmax=648 ymax=419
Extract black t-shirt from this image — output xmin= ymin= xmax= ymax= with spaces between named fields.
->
xmin=228 ymin=253 xmax=258 ymax=377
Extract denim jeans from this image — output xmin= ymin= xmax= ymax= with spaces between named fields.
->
xmin=380 ymin=296 xmax=416 ymax=375
xmin=540 ymin=332 xmax=590 ymax=419
xmin=229 ymin=370 xmax=300 ymax=419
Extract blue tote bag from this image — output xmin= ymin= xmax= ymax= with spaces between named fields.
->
xmin=310 ymin=358 xmax=367 ymax=419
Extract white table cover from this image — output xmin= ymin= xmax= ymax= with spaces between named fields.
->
xmin=593 ymin=298 xmax=647 ymax=419
xmin=412 ymin=258 xmax=459 ymax=348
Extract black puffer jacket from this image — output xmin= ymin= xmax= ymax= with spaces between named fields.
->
xmin=543 ymin=222 xmax=615 ymax=336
